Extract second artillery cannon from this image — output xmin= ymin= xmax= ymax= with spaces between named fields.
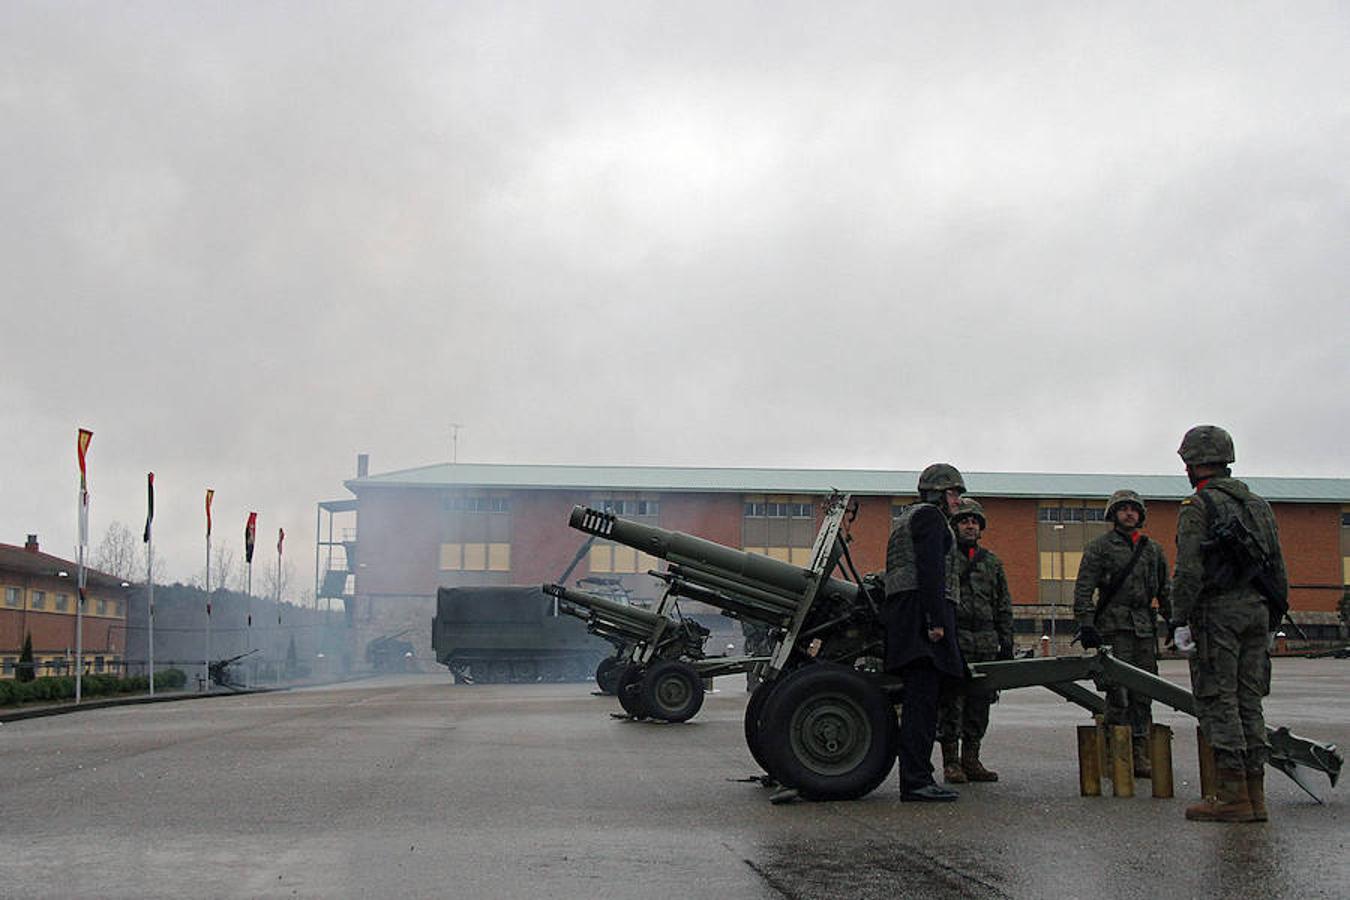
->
xmin=545 ymin=581 xmax=761 ymax=722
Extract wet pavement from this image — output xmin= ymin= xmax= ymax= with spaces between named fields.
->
xmin=1 ymin=658 xmax=1345 ymax=898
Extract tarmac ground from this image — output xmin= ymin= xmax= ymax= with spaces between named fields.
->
xmin=1 ymin=658 xmax=1345 ymax=899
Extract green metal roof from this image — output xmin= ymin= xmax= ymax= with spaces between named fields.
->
xmin=344 ymin=463 xmax=1350 ymax=504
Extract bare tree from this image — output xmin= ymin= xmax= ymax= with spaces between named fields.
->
xmin=262 ymin=558 xmax=295 ymax=605
xmin=94 ymin=521 xmax=138 ymax=581
xmin=209 ymin=542 xmax=238 ymax=593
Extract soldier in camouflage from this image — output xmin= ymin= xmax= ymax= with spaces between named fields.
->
xmin=1172 ymin=425 xmax=1288 ymax=823
xmin=884 ymin=463 xmax=966 ymax=802
xmin=1072 ymin=488 xmax=1172 ymax=777
xmin=937 ymin=498 xmax=1014 ymax=784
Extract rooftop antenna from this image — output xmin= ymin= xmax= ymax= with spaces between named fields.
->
xmin=449 ymin=423 xmax=463 ymax=464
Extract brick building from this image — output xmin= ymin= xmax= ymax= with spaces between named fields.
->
xmin=0 ymin=535 xmax=129 ymax=678
xmin=317 ymin=460 xmax=1350 ymax=664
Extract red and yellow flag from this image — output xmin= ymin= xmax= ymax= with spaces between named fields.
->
xmin=77 ymin=429 xmax=92 ymax=489
xmin=205 ymin=489 xmax=214 ymax=537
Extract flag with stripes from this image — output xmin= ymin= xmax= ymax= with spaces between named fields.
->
xmin=245 ymin=512 xmax=257 ymax=563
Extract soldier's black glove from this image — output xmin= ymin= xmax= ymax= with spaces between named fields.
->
xmin=1074 ymin=624 xmax=1102 ymax=649
xmin=1164 ymin=621 xmax=1180 ymax=649
xmin=998 ymin=638 xmax=1015 ymax=660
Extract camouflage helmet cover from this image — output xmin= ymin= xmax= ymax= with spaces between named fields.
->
xmin=1177 ymin=425 xmax=1235 ymax=465
xmin=1105 ymin=489 xmax=1147 ymax=525
xmin=917 ymin=463 xmax=966 ymax=495
xmin=951 ymin=497 xmax=987 ymax=529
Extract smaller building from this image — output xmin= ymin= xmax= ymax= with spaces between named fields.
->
xmin=0 ymin=535 xmax=129 ymax=678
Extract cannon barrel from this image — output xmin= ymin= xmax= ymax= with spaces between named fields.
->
xmin=568 ymin=506 xmax=860 ymax=604
xmin=659 ymin=568 xmax=794 ymax=627
xmin=543 ymin=583 xmax=665 ymax=640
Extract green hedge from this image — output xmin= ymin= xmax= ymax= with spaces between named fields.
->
xmin=0 ymin=668 xmax=187 ymax=707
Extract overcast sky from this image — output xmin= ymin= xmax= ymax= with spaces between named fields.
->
xmin=3 ymin=2 xmax=1347 ymax=589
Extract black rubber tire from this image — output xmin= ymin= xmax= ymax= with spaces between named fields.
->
xmin=615 ymin=664 xmax=648 ymax=718
xmin=639 ymin=660 xmax=705 ymax=723
xmin=595 ymin=655 xmax=624 ymax=695
xmin=760 ymin=663 xmax=898 ymax=801
xmin=743 ymin=679 xmax=783 ymax=778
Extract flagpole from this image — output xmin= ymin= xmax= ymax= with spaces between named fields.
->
xmin=145 ymin=472 xmax=155 ymax=696
xmin=147 ymin=539 xmax=155 ymax=695
xmin=75 ymin=429 xmax=92 ymax=704
xmin=276 ymin=528 xmax=284 ymax=686
xmin=245 ymin=512 xmax=257 ymax=688
xmin=205 ymin=489 xmax=213 ymax=690
xmin=205 ymin=532 xmax=212 ymax=688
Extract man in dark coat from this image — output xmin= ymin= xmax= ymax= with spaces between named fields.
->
xmin=884 ymin=463 xmax=966 ymax=802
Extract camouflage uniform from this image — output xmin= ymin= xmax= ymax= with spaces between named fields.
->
xmin=1173 ymin=477 xmax=1287 ymax=772
xmin=1073 ymin=525 xmax=1172 ymax=740
xmin=741 ymin=619 xmax=771 ymax=690
xmin=938 ymin=545 xmax=1014 ymax=746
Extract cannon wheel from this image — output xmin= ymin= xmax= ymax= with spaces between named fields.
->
xmin=761 ymin=663 xmax=898 ymax=801
xmin=639 ymin=660 xmax=704 ymax=723
xmin=744 ymin=678 xmax=787 ymax=779
xmin=595 ymin=655 xmax=624 ymax=695
xmin=615 ymin=664 xmax=649 ymax=718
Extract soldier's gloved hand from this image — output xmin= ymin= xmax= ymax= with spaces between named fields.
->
xmin=1074 ymin=624 xmax=1102 ymax=649
xmin=998 ymin=638 xmax=1015 ymax=660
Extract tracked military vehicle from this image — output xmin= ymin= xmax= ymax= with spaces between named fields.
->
xmin=431 ymin=586 xmax=612 ymax=684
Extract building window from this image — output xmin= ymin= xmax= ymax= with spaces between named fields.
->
xmin=1039 ymin=551 xmax=1083 ymax=581
xmin=743 ymin=501 xmax=813 ymax=518
xmin=2 ymin=658 xmax=13 ymax=676
xmin=3 ymin=587 xmax=20 ymax=608
xmin=1039 ymin=506 xmax=1106 ymax=523
xmin=444 ymin=495 xmax=510 ymax=513
xmin=96 ymin=599 xmax=107 ymax=615
xmin=597 ymin=499 xmax=661 ymax=516
xmin=742 ymin=547 xmax=815 ymax=566
xmin=589 ymin=544 xmax=660 ymax=574
xmin=55 ymin=593 xmax=70 ymax=612
xmin=31 ymin=590 xmax=45 ymax=610
xmin=743 ymin=495 xmax=817 ymax=559
xmin=439 ymin=542 xmax=511 ymax=572
xmin=111 ymin=600 xmax=122 ymax=617
xmin=93 ymin=656 xmax=105 ymax=673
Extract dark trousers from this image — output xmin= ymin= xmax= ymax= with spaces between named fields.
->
xmin=898 ymin=660 xmax=943 ymax=791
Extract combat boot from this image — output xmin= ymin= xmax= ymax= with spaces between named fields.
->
xmin=941 ymin=741 xmax=967 ymax=784
xmin=1246 ymin=769 xmax=1268 ymax=822
xmin=1185 ymin=769 xmax=1255 ymax=822
xmin=960 ymin=741 xmax=999 ymax=782
xmin=1131 ymin=736 xmax=1152 ymax=778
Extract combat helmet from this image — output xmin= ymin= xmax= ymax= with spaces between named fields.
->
xmin=1177 ymin=425 xmax=1235 ymax=466
xmin=1105 ymin=489 xmax=1146 ymax=525
xmin=951 ymin=497 xmax=987 ymax=530
xmin=917 ymin=463 xmax=966 ymax=502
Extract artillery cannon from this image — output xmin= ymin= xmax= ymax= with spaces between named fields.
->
xmin=208 ymin=649 xmax=259 ymax=691
xmin=546 ymin=581 xmax=757 ymax=722
xmin=567 ymin=496 xmax=1343 ymax=802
